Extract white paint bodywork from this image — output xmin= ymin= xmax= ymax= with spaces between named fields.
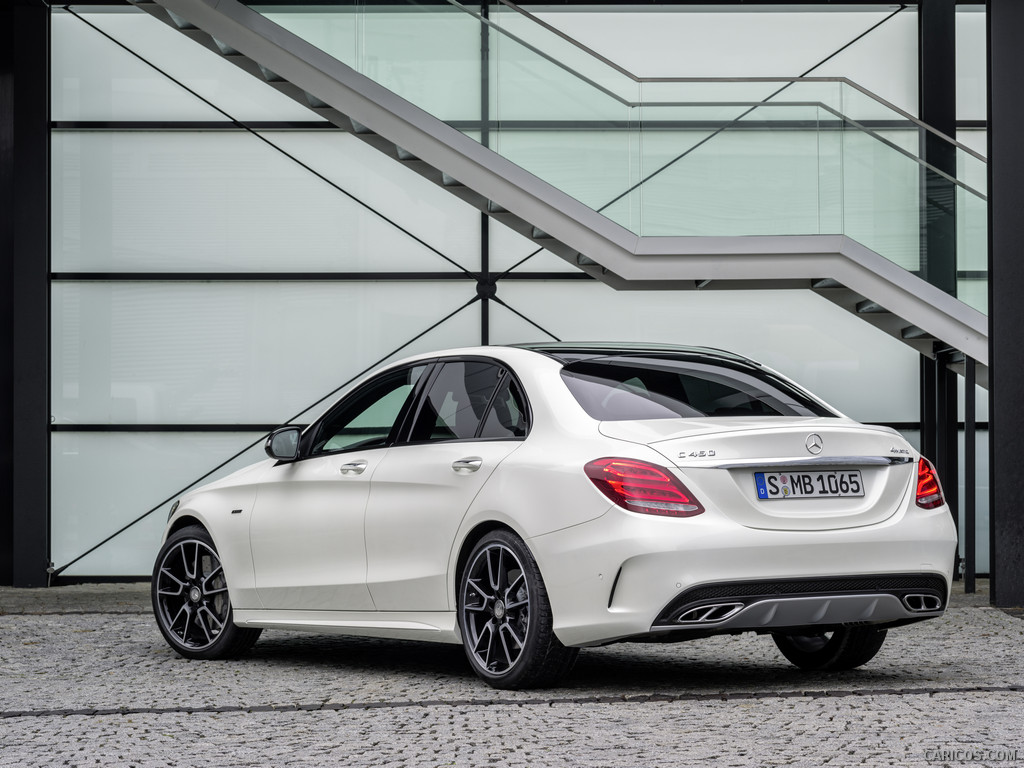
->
xmin=163 ymin=345 xmax=957 ymax=649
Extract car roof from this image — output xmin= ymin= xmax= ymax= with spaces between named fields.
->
xmin=510 ymin=342 xmax=761 ymax=367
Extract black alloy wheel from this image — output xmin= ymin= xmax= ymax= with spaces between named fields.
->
xmin=458 ymin=529 xmax=577 ymax=689
xmin=152 ymin=525 xmax=261 ymax=660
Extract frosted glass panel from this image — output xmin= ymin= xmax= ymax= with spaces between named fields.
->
xmin=810 ymin=11 xmax=918 ymax=116
xmin=958 ymin=428 xmax=991 ymax=574
xmin=288 ymin=300 xmax=483 ymax=425
xmin=52 ymin=131 xmax=477 ymax=273
xmin=51 ymin=9 xmax=317 ymax=122
xmin=271 ymin=131 xmax=481 ymax=271
xmin=52 ymin=281 xmax=478 ymax=425
xmin=957 ymin=279 xmax=987 ymax=316
xmin=263 ymin=7 xmax=481 ymax=122
xmin=52 ymin=432 xmax=269 ymax=576
xmin=489 ymin=282 xmax=919 ymax=423
xmin=956 ymin=130 xmax=987 ymax=159
xmin=956 ymin=8 xmax=987 ymax=122
xmin=958 ymin=379 xmax=989 ymax=425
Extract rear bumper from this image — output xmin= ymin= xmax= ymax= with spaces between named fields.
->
xmin=649 ymin=573 xmax=945 ymax=636
xmin=530 ymin=501 xmax=957 ymax=647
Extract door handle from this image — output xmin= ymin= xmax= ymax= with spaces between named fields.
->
xmin=452 ymin=457 xmax=483 ymax=473
xmin=339 ymin=460 xmax=368 ymax=475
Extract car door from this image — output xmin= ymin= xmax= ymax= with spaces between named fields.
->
xmin=248 ymin=363 xmax=429 ymax=611
xmin=364 ymin=359 xmax=529 ymax=611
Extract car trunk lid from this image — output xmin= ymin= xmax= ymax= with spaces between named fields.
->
xmin=599 ymin=418 xmax=916 ymax=531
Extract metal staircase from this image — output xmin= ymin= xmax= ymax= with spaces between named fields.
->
xmin=128 ymin=0 xmax=988 ymax=384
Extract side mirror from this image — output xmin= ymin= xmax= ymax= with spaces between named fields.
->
xmin=265 ymin=426 xmax=301 ymax=461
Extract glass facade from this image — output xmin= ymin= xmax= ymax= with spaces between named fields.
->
xmin=49 ymin=3 xmax=989 ymax=576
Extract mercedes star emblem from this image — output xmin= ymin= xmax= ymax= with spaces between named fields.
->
xmin=805 ymin=433 xmax=824 ymax=455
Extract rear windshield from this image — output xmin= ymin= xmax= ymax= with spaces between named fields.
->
xmin=560 ymin=357 xmax=836 ymax=421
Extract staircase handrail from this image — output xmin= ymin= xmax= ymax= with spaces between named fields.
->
xmin=445 ymin=0 xmax=986 ymax=167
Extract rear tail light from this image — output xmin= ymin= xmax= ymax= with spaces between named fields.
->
xmin=584 ymin=457 xmax=705 ymax=517
xmin=916 ymin=457 xmax=945 ymax=509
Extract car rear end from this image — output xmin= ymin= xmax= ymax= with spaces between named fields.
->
xmin=517 ymin=345 xmax=958 ymax=648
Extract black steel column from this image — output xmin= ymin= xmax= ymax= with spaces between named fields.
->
xmin=917 ymin=3 xmax=957 ymax=467
xmin=0 ymin=1 xmax=50 ymax=587
xmin=965 ymin=358 xmax=976 ymax=593
xmin=935 ymin=349 xmax=960 ymax=579
xmin=988 ymin=0 xmax=1024 ymax=607
xmin=919 ymin=0 xmax=958 ymax=297
xmin=920 ymin=356 xmax=937 ymax=461
xmin=478 ymin=1 xmax=492 ymax=345
xmin=919 ymin=0 xmax=961 ymax=582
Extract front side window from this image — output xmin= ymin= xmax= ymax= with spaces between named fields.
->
xmin=408 ymin=361 xmax=527 ymax=442
xmin=312 ymin=365 xmax=426 ymax=454
xmin=561 ymin=357 xmax=836 ymax=421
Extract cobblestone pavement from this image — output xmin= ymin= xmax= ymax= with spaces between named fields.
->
xmin=1 ymin=582 xmax=1021 ymax=767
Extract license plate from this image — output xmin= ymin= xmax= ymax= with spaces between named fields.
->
xmin=754 ymin=470 xmax=864 ymax=500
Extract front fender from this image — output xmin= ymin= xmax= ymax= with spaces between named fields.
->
xmin=164 ymin=483 xmax=262 ymax=611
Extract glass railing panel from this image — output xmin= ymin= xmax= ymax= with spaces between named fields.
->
xmin=630 ymin=102 xmax=832 ymax=238
xmin=488 ymin=29 xmax=633 ymax=123
xmin=596 ymin=119 xmax=718 ymax=236
xmin=954 ymin=129 xmax=988 ymax=313
xmin=488 ymin=1 xmax=637 ymax=104
xmin=249 ymin=0 xmax=988 ymax=314
xmin=816 ymin=102 xmax=846 ymax=238
xmin=487 ymin=13 xmax=638 ymax=219
xmin=957 ymin=144 xmax=988 ymax=314
xmin=261 ymin=2 xmax=637 ymax=218
xmin=841 ymin=125 xmax=923 ymax=272
xmin=841 ymin=81 xmax=988 ymax=191
xmin=493 ymin=128 xmax=640 ymax=217
xmin=263 ymin=4 xmax=482 ymax=122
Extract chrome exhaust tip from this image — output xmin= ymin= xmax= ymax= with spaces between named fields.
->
xmin=673 ymin=602 xmax=745 ymax=624
xmin=902 ymin=593 xmax=944 ymax=612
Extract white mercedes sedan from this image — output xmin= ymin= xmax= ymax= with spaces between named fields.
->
xmin=152 ymin=343 xmax=958 ymax=689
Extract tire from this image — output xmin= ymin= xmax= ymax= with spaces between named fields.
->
xmin=457 ymin=530 xmax=578 ymax=689
xmin=772 ymin=627 xmax=887 ymax=671
xmin=152 ymin=525 xmax=262 ymax=660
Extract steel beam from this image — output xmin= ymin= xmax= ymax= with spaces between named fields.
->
xmin=988 ymin=0 xmax=1024 ymax=607
xmin=0 ymin=0 xmax=50 ymax=587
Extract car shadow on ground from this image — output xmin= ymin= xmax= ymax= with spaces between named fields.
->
xmin=244 ymin=633 xmax=477 ymax=681
xmin=235 ymin=633 xmax=929 ymax=694
xmin=564 ymin=646 xmax=921 ymax=693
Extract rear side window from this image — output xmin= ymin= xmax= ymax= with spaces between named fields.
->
xmin=408 ymin=361 xmax=529 ymax=442
xmin=561 ymin=358 xmax=836 ymax=421
xmin=478 ymin=375 xmax=528 ymax=439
